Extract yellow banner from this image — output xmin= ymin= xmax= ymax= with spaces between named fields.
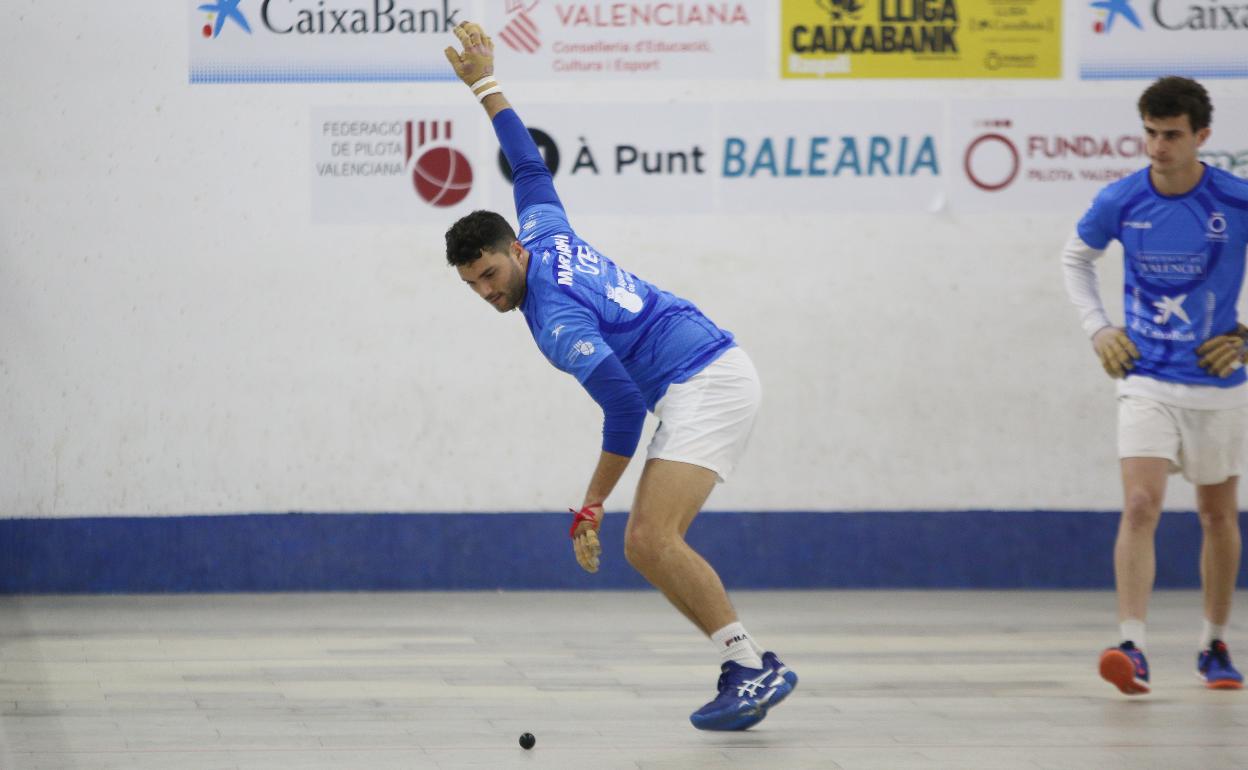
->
xmin=782 ymin=0 xmax=1061 ymax=79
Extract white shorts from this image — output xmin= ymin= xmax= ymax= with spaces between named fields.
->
xmin=646 ymin=347 xmax=761 ymax=483
xmin=1117 ymin=395 xmax=1248 ymax=485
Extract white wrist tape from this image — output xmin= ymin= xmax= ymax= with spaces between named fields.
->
xmin=468 ymin=76 xmax=495 ymax=92
xmin=476 ymin=85 xmax=503 ymax=101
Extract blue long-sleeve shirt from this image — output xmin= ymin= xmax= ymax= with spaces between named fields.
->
xmin=492 ymin=108 xmax=735 ymax=456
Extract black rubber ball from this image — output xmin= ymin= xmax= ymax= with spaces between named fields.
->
xmin=519 ymin=732 xmax=536 ymax=750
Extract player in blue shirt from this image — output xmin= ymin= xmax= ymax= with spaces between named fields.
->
xmin=1063 ymin=76 xmax=1247 ymax=694
xmin=441 ymin=21 xmax=797 ymax=730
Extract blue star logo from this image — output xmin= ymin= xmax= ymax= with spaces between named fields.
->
xmin=199 ymin=0 xmax=252 ymax=37
xmin=1091 ymin=0 xmax=1143 ymax=32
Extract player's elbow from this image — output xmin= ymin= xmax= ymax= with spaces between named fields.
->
xmin=601 ymin=397 xmax=645 ymax=458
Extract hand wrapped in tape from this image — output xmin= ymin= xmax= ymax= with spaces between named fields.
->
xmin=1092 ymin=326 xmax=1140 ymax=379
xmin=443 ymin=21 xmax=494 ymax=87
xmin=569 ymin=504 xmax=603 ymax=574
xmin=1197 ymin=323 xmax=1248 ymax=378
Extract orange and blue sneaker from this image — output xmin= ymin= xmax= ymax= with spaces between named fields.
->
xmin=1099 ymin=641 xmax=1150 ymax=695
xmin=1197 ymin=640 xmax=1243 ymax=690
xmin=689 ymin=660 xmax=792 ymax=731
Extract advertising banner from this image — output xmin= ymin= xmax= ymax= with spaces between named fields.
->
xmin=781 ymin=0 xmax=1061 ymax=79
xmin=311 ymin=106 xmax=486 ymax=223
xmin=483 ymin=104 xmax=717 ymax=214
xmin=311 ymin=100 xmax=949 ymax=222
xmin=1080 ymin=0 xmax=1248 ymax=79
xmin=715 ymin=100 xmax=946 ymax=211
xmin=486 ymin=1 xmax=766 ymax=79
xmin=189 ymin=0 xmax=465 ymax=83
xmin=950 ymin=98 xmax=1248 ymax=212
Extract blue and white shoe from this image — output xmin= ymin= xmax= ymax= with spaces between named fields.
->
xmin=689 ymin=660 xmax=792 ymax=731
xmin=764 ymin=651 xmax=799 ymax=689
xmin=761 ymin=651 xmax=798 ymax=710
xmin=1197 ymin=640 xmax=1244 ymax=690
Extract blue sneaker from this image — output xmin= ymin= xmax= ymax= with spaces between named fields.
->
xmin=1197 ymin=640 xmax=1244 ymax=690
xmin=689 ymin=660 xmax=791 ymax=731
xmin=1099 ymin=641 xmax=1150 ymax=695
xmin=762 ymin=651 xmax=799 ymax=706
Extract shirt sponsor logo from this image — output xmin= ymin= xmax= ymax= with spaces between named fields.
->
xmin=606 ymin=284 xmax=644 ymax=312
xmin=1135 ymin=252 xmax=1205 ymax=281
xmin=1152 ymin=294 xmax=1190 ymax=325
xmin=567 ymin=339 xmax=596 ymax=362
xmin=1207 ymin=212 xmax=1229 ymax=242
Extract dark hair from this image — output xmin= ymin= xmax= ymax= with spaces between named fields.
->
xmin=1138 ymin=76 xmax=1212 ymax=132
xmin=445 ymin=210 xmax=516 ymax=266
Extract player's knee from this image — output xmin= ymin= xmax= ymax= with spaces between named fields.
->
xmin=623 ymin=522 xmax=669 ymax=569
xmin=623 ymin=526 xmax=654 ymax=569
xmin=1121 ymin=491 xmax=1163 ymax=530
xmin=1197 ymin=506 xmax=1239 ymax=529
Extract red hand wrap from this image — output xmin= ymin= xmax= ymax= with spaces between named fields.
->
xmin=569 ymin=505 xmax=601 ymax=538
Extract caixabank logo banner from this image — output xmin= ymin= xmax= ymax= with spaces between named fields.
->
xmin=1080 ymin=0 xmax=1248 ymax=79
xmin=190 ymin=0 xmax=465 ymax=83
xmin=781 ymin=0 xmax=1060 ymax=78
xmin=311 ymin=107 xmax=482 ymax=223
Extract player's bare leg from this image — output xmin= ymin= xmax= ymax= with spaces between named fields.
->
xmin=1195 ymin=476 xmax=1245 ymax=688
xmin=1115 ymin=457 xmax=1170 ymax=622
xmin=1196 ymin=477 xmax=1240 ymax=627
xmin=625 ymin=457 xmax=795 ymax=729
xmin=1100 ymin=457 xmax=1168 ymax=694
xmin=624 ymin=458 xmax=735 ymax=636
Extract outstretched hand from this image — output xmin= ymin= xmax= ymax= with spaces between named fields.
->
xmin=443 ymin=21 xmax=494 ymax=87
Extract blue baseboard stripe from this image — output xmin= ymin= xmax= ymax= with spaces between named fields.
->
xmin=2 ymin=511 xmax=1246 ymax=593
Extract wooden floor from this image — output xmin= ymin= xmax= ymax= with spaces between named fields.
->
xmin=1 ymin=591 xmax=1245 ymax=769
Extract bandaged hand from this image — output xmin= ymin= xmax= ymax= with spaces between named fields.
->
xmin=1092 ymin=326 xmax=1140 ymax=379
xmin=1197 ymin=325 xmax=1248 ymax=378
xmin=569 ymin=504 xmax=603 ymax=574
xmin=443 ymin=21 xmax=494 ymax=88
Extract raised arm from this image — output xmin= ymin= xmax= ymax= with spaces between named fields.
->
xmin=444 ymin=21 xmax=562 ymax=214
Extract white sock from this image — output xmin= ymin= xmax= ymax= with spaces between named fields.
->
xmin=1120 ymin=619 xmax=1146 ymax=650
xmin=747 ymin=634 xmax=765 ymax=659
xmin=1200 ymin=619 xmax=1227 ymax=650
xmin=711 ymin=622 xmax=764 ymax=670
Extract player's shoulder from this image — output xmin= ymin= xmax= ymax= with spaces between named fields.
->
xmin=517 ymin=203 xmax=573 ymax=247
xmin=1205 ymin=165 xmax=1248 ymax=208
xmin=1096 ymin=167 xmax=1151 ymax=205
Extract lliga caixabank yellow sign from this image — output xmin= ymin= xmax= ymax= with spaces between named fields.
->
xmin=782 ymin=0 xmax=1061 ymax=78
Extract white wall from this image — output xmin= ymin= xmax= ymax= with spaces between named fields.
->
xmin=3 ymin=2 xmax=1244 ymax=516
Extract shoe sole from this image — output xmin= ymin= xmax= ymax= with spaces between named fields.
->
xmin=689 ymin=703 xmax=765 ymax=732
xmin=1099 ymin=649 xmax=1149 ymax=695
xmin=1203 ymin=678 xmax=1243 ymax=690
